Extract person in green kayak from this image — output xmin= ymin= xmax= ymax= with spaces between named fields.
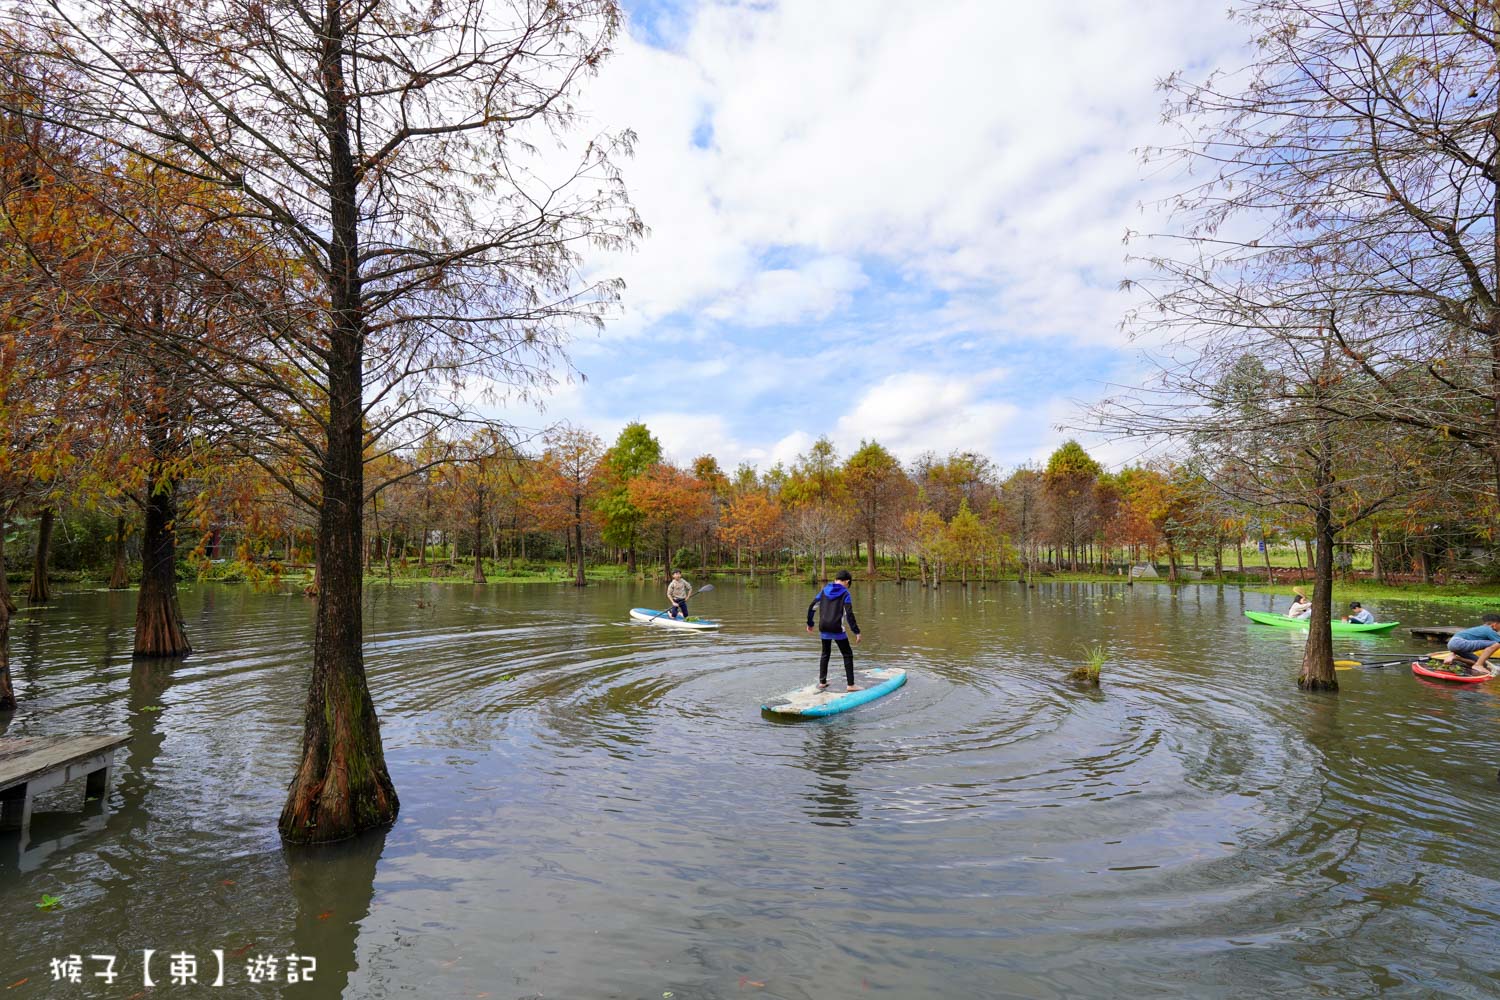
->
xmin=666 ymin=569 xmax=693 ymax=619
xmin=1446 ymin=613 xmax=1500 ymax=675
xmin=807 ymin=570 xmax=862 ymax=691
xmin=1285 ymin=588 xmax=1312 ymax=620
xmin=1341 ymin=601 xmax=1375 ymax=624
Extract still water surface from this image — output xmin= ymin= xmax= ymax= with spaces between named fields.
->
xmin=4 ymin=580 xmax=1500 ymax=998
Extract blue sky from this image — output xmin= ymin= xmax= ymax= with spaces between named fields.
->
xmin=498 ymin=0 xmax=1248 ymax=473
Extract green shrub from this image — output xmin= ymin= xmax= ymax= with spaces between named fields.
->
xmin=1069 ymin=643 xmax=1106 ymax=687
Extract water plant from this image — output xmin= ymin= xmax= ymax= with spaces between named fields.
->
xmin=35 ymin=894 xmax=60 ymax=911
xmin=1069 ymin=644 xmax=1106 ymax=687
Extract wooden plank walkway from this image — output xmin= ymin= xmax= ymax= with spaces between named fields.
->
xmin=0 ymin=734 xmax=130 ymax=851
xmin=1409 ymin=626 xmax=1461 ymax=642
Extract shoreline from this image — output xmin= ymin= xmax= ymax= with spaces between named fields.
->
xmin=20 ymin=567 xmax=1500 ymax=609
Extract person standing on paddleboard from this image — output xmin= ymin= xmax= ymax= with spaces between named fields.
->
xmin=807 ymin=570 xmax=862 ymax=691
xmin=666 ymin=569 xmax=693 ymax=619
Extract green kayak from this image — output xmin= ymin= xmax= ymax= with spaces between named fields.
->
xmin=1244 ymin=610 xmax=1401 ymax=634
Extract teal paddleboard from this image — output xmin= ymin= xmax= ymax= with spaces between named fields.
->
xmin=761 ymin=668 xmax=907 ymax=717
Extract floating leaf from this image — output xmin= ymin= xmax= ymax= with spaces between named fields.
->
xmin=35 ymin=894 xmax=60 ymax=910
xmin=141 ymin=705 xmax=164 ymax=712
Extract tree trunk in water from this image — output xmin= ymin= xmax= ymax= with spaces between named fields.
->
xmin=27 ymin=507 xmax=53 ymax=603
xmin=627 ymin=540 xmax=636 ymax=575
xmin=0 ymin=598 xmax=12 ymax=710
xmin=278 ymin=24 xmax=398 ymax=844
xmin=1299 ymin=520 xmax=1338 ymax=690
xmin=1299 ymin=433 xmax=1338 ymax=691
xmin=919 ymin=555 xmax=928 ymax=588
xmin=108 ymin=515 xmax=131 ymax=589
xmin=1372 ymin=525 xmax=1385 ymax=584
xmin=1235 ymin=539 xmax=1244 ymax=574
xmin=472 ymin=509 xmax=486 ymax=583
xmin=134 ymin=479 xmax=192 ymax=657
xmin=1166 ymin=544 xmax=1178 ymax=582
xmin=573 ymin=496 xmax=587 ymax=587
xmin=0 ymin=510 xmax=15 ymax=615
xmin=867 ymin=530 xmax=877 ymax=577
xmin=0 ymin=596 xmax=12 ymax=711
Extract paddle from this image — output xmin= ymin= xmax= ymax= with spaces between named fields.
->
xmin=648 ymin=583 xmax=715 ymax=622
xmin=1333 ymin=653 xmax=1439 ymax=670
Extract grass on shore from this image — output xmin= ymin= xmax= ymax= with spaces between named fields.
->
xmin=20 ymin=561 xmax=1500 ymax=611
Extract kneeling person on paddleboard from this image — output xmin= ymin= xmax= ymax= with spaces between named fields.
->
xmin=807 ymin=570 xmax=862 ymax=691
xmin=1448 ymin=613 xmax=1500 ymax=676
xmin=667 ymin=570 xmax=693 ymax=619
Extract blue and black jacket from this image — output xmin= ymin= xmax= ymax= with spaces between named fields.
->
xmin=807 ymin=582 xmax=859 ymax=640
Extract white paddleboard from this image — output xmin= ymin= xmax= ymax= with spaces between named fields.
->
xmin=628 ymin=607 xmax=720 ymax=630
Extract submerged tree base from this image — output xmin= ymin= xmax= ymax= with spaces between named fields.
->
xmin=1066 ymin=667 xmax=1101 ymax=687
xmin=1297 ymin=674 xmax=1339 ymax=692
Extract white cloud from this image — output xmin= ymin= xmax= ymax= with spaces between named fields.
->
xmin=581 ymin=0 xmax=1247 ymax=346
xmin=832 ymin=371 xmax=1017 ymax=462
xmin=492 ymin=1 xmax=1255 ymax=468
xmin=704 ymin=255 xmax=866 ymax=327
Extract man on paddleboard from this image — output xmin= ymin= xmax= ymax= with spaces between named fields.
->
xmin=807 ymin=570 xmax=862 ymax=691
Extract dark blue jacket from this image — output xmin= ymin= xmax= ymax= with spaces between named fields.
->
xmin=807 ymin=582 xmax=859 ymax=640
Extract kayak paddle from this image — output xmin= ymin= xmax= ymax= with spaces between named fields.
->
xmin=1334 ymin=653 xmax=1440 ymax=670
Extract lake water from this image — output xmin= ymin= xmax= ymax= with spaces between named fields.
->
xmin=4 ymin=580 xmax=1500 ymax=998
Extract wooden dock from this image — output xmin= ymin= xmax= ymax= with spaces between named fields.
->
xmin=1409 ymin=626 xmax=1461 ymax=642
xmin=0 ymin=734 xmax=130 ymax=853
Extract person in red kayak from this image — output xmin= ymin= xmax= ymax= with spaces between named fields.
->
xmin=1446 ymin=613 xmax=1500 ymax=675
xmin=806 ymin=570 xmax=862 ymax=692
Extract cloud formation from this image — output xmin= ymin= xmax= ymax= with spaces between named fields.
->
xmin=497 ymin=0 xmax=1249 ymax=471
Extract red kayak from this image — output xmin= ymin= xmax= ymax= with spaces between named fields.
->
xmin=1412 ymin=661 xmax=1493 ymax=684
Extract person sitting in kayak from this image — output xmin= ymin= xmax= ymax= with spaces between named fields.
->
xmin=1286 ymin=589 xmax=1312 ymax=619
xmin=666 ymin=570 xmax=693 ymax=619
xmin=1341 ymin=601 xmax=1375 ymax=624
xmin=807 ymin=570 xmax=862 ymax=691
xmin=1446 ymin=614 xmax=1500 ymax=675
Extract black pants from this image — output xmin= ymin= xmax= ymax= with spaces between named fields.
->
xmin=820 ymin=637 xmax=854 ymax=685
